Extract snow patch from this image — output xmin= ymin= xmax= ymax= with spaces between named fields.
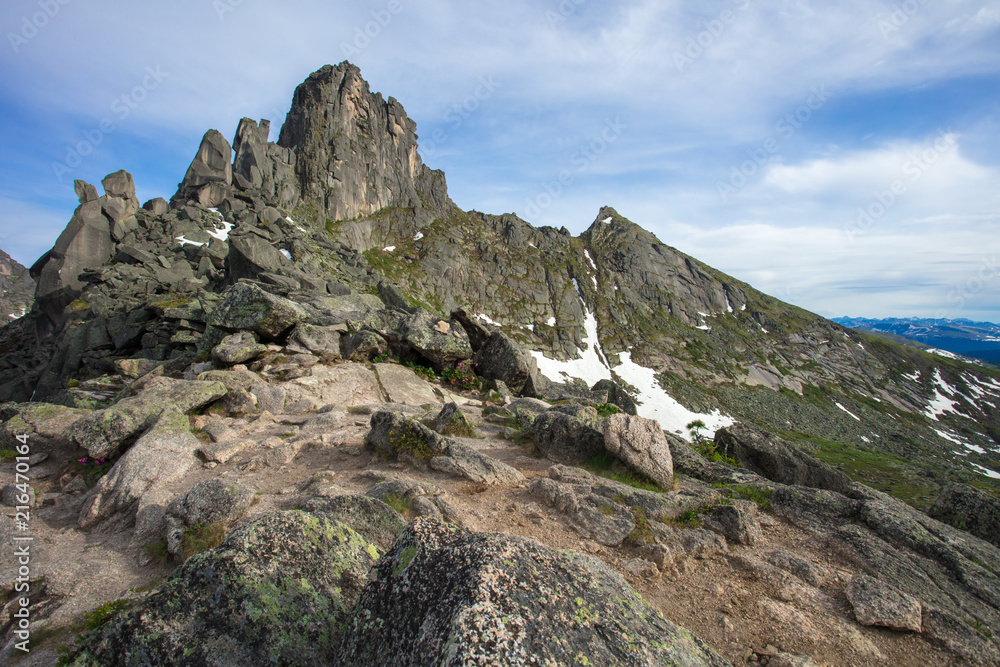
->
xmin=928 ymin=348 xmax=960 ymax=360
xmin=207 ymin=220 xmax=234 ymax=241
xmin=926 ymin=369 xmax=959 ymax=421
xmin=528 ymin=243 xmax=536 ymax=248
xmin=969 ymin=462 xmax=1000 ymax=480
xmin=696 ymin=325 xmax=712 ymax=332
xmin=861 ymin=436 xmax=870 ymax=443
xmin=601 ymin=217 xmax=612 ymax=224
xmin=902 ymin=370 xmax=921 ymax=382
xmin=584 ymin=249 xmax=598 ymax=272
xmin=279 ymin=249 xmax=293 ymax=260
xmin=383 ymin=246 xmax=396 ymax=252
xmin=725 ymin=293 xmax=734 ymax=314
xmin=478 ymin=313 xmax=500 ymax=326
xmin=413 ymin=232 xmax=424 ymax=241
xmin=614 ymin=351 xmax=733 ymax=439
xmin=530 ymin=310 xmax=610 ymax=388
xmin=176 ymin=235 xmax=205 ymax=248
xmin=835 ymin=403 xmax=861 ymax=422
xmin=547 ymin=317 xmax=556 ymax=326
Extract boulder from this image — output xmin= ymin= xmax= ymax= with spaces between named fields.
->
xmin=527 ymin=408 xmax=605 ymax=463
xmin=337 ymin=519 xmax=727 ymax=666
xmin=164 ymin=478 xmax=257 ymax=560
xmin=846 ymin=575 xmax=922 ymax=633
xmin=433 ymin=401 xmax=474 ymax=437
xmin=286 ymin=323 xmax=343 ymax=361
xmin=303 ymin=495 xmax=407 ymax=554
xmin=69 ymin=380 xmax=227 ymax=460
xmin=78 ymin=407 xmax=200 ymax=533
xmin=341 ymin=330 xmax=388 ymax=361
xmin=929 ymin=483 xmax=1000 ymax=548
xmin=174 ymin=129 xmax=232 ymax=201
xmin=251 ymin=385 xmax=286 ymax=414
xmin=472 ymin=330 xmax=545 ymax=397
xmin=0 ymin=402 xmax=90 ymax=453
xmin=703 ymin=501 xmax=762 ymax=546
xmin=400 ymin=310 xmax=472 ymax=370
xmin=429 ymin=442 xmax=525 ymax=487
xmin=529 ymin=477 xmax=635 ymax=546
xmin=602 ymin=413 xmax=673 ymax=488
xmin=209 ymin=282 xmax=309 ymax=340
xmin=64 ymin=512 xmax=378 ymax=666
xmin=374 ymin=363 xmax=444 ymax=405
xmin=365 ymin=411 xmax=449 ymax=460
xmin=225 ymin=233 xmax=291 ymax=282
xmin=592 ymin=379 xmax=638 ymax=415
xmin=211 ymin=331 xmax=268 ymax=365
xmin=142 ymin=197 xmax=169 ymax=215
xmin=714 ymin=425 xmax=852 ymax=493
xmin=74 ymin=179 xmax=99 ymax=204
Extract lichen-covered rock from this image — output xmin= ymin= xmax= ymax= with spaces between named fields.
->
xmin=530 ymin=476 xmax=635 ymax=546
xmin=603 ymin=413 xmax=674 ymax=488
xmin=225 ymin=232 xmax=292 ymax=282
xmin=303 ymin=494 xmax=407 ymax=554
xmin=527 ymin=408 xmax=605 ymax=463
xmin=0 ymin=401 xmax=90 ymax=453
xmin=846 ymin=575 xmax=922 ymax=633
xmin=433 ymin=401 xmax=474 ymax=437
xmin=65 ymin=511 xmax=379 ymax=666
xmin=365 ymin=411 xmax=448 ymax=460
xmin=400 ymin=310 xmax=472 ymax=370
xmin=212 ymin=331 xmax=268 ymax=365
xmin=164 ymin=478 xmax=257 ymax=560
xmin=929 ymin=483 xmax=1000 ymax=548
xmin=286 ymin=323 xmax=343 ymax=362
xmin=341 ymin=330 xmax=388 ymax=362
xmin=337 ymin=518 xmax=728 ymax=666
xmin=715 ymin=425 xmax=852 ymax=493
xmin=703 ymin=501 xmax=762 ymax=546
xmin=592 ymin=379 xmax=638 ymax=415
xmin=209 ymin=282 xmax=309 ymax=340
xmin=69 ymin=380 xmax=227 ymax=460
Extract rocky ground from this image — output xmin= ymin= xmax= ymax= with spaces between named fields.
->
xmin=2 ymin=352 xmax=998 ymax=665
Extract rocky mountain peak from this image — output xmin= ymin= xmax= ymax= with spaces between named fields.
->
xmin=277 ymin=62 xmax=450 ymax=225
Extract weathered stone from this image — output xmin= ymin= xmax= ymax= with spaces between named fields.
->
xmin=251 ymin=385 xmax=286 ymax=414
xmin=209 ymin=282 xmax=308 ymax=340
xmin=341 ymin=330 xmax=388 ymax=361
xmin=846 ymin=575 xmax=922 ymax=632
xmin=285 ymin=323 xmax=342 ymax=361
xmin=0 ymin=402 xmax=89 ymax=453
xmin=218 ymin=387 xmax=258 ymax=417
xmin=374 ymin=363 xmax=447 ymax=406
xmin=173 ymin=129 xmax=232 ymax=202
xmin=704 ymin=501 xmax=762 ymax=546
xmin=74 ymin=179 xmax=99 ymax=204
xmin=164 ymin=478 xmax=257 ymax=560
xmin=715 ymin=425 xmax=852 ymax=493
xmin=930 ymin=483 xmax=1000 ymax=548
xmin=376 ymin=280 xmax=414 ymax=312
xmin=69 ymin=380 xmax=227 ymax=460
xmin=433 ymin=401 xmax=474 ymax=437
xmin=78 ymin=407 xmax=199 ymax=532
xmin=212 ymin=331 xmax=268 ymax=365
xmin=142 ymin=197 xmax=168 ymax=214
xmin=365 ymin=411 xmax=448 ymax=460
xmin=472 ymin=330 xmax=545 ymax=397
xmin=429 ymin=443 xmax=525 ymax=487
xmin=528 ymin=408 xmax=605 ymax=463
xmin=529 ymin=477 xmax=635 ymax=546
xmin=401 ymin=310 xmax=472 ymax=370
xmin=197 ymin=439 xmax=252 ymax=465
xmin=603 ymin=413 xmax=673 ymax=488
xmin=65 ymin=512 xmax=378 ymax=666
xmin=303 ymin=494 xmax=407 ymax=554
xmin=225 ymin=233 xmax=291 ymax=282
xmin=765 ymin=549 xmax=828 ymax=587
xmin=337 ymin=519 xmax=727 ymax=666
xmin=592 ymin=379 xmax=638 ymax=415
xmin=1 ymin=484 xmax=35 ymax=508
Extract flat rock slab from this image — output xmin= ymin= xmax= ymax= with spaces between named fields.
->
xmin=846 ymin=575 xmax=922 ymax=633
xmin=374 ymin=363 xmax=441 ymax=406
xmin=288 ymin=363 xmax=386 ymax=407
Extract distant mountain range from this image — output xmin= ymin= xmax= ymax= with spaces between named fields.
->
xmin=833 ymin=316 xmax=1000 ymax=365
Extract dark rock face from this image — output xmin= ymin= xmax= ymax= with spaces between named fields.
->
xmin=929 ymin=483 xmax=1000 ymax=548
xmin=528 ymin=408 xmax=605 ymax=463
xmin=715 ymin=425 xmax=852 ymax=493
xmin=278 ymin=62 xmax=449 ymax=225
xmin=173 ymin=129 xmax=233 ymax=205
xmin=232 ymin=117 xmax=299 ymax=211
xmin=0 ymin=249 xmax=35 ymax=323
xmin=473 ymin=330 xmax=545 ymax=397
xmin=65 ymin=512 xmax=379 ymax=666
xmin=337 ymin=518 xmax=728 ymax=666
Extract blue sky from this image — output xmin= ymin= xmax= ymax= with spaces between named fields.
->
xmin=1 ymin=0 xmax=999 ymax=322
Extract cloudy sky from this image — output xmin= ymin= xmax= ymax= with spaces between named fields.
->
xmin=1 ymin=0 xmax=999 ymax=322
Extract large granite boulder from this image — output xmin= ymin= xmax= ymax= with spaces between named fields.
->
xmin=64 ymin=511 xmax=379 ymax=666
xmin=337 ymin=518 xmax=728 ymax=666
xmin=209 ymin=282 xmax=309 ymax=340
xmin=715 ymin=425 xmax=852 ymax=493
xmin=472 ymin=330 xmax=547 ymax=397
xmin=400 ymin=310 xmax=472 ymax=371
xmin=603 ymin=413 xmax=674 ymax=488
xmin=225 ymin=232 xmax=292 ymax=282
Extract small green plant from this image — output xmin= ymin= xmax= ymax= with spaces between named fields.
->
xmin=144 ymin=539 xmax=170 ymax=564
xmin=67 ymin=379 xmax=80 ymax=388
xmin=582 ymin=452 xmax=666 ymax=492
xmin=372 ymin=352 xmax=392 ymax=364
xmin=181 ymin=523 xmax=225 ymax=560
xmin=970 ymin=618 xmax=993 ymax=639
xmin=628 ymin=507 xmax=655 ymax=544
xmin=73 ymin=456 xmax=115 ymax=488
xmin=82 ymin=599 xmax=131 ymax=632
xmin=0 ymin=448 xmax=17 ymax=461
xmin=595 ymin=403 xmax=622 ymax=419
xmin=441 ymin=361 xmax=481 ymax=391
xmin=712 ymin=484 xmax=773 ymax=509
xmin=388 ymin=424 xmax=438 ymax=460
xmin=383 ymin=493 xmax=411 ymax=516
xmin=403 ymin=360 xmax=436 ymax=381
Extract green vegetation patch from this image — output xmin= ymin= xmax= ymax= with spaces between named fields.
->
xmin=182 ymin=522 xmax=226 ymax=560
xmin=582 ymin=452 xmax=666 ymax=493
